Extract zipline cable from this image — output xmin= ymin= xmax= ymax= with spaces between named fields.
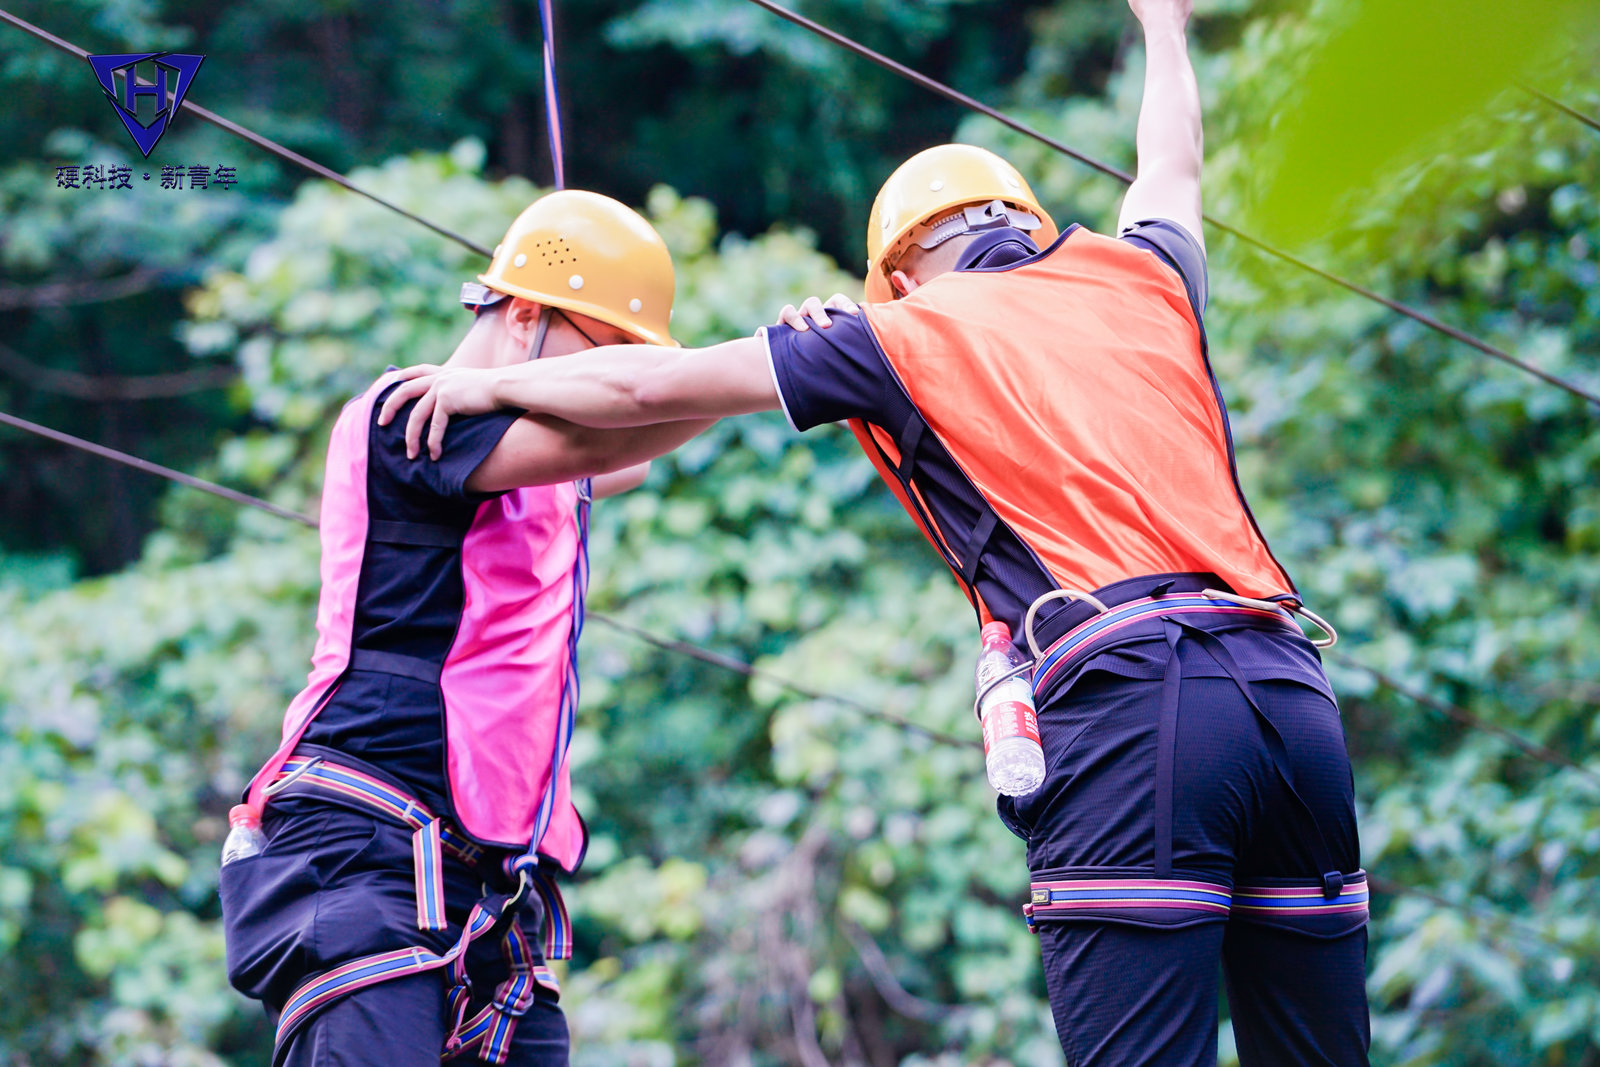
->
xmin=0 ymin=9 xmax=493 ymax=260
xmin=1367 ymin=874 xmax=1591 ymax=957
xmin=1522 ymin=84 xmax=1600 ymax=136
xmin=2 ymin=405 xmax=1593 ymax=947
xmin=6 ymin=5 xmax=1597 ymax=409
xmin=738 ymin=0 xmax=1600 ymax=411
xmin=583 ymin=609 xmax=972 ymax=748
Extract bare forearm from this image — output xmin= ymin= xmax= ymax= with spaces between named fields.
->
xmin=488 ymin=336 xmax=777 ymax=429
xmin=1137 ymin=19 xmax=1202 ymax=182
xmin=1118 ymin=1 xmax=1205 ymax=242
xmin=591 ymin=461 xmax=650 ymax=499
xmin=487 ymin=345 xmax=676 ymax=429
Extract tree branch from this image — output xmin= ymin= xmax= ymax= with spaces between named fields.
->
xmin=0 ymin=341 xmax=235 ymax=400
xmin=0 ymin=269 xmax=167 ymax=310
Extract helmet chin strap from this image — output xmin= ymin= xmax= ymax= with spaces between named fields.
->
xmin=527 ymin=306 xmax=554 ymax=362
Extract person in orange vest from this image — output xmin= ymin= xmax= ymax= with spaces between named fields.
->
xmin=221 ymin=191 xmax=710 ymax=1067
xmin=378 ymin=0 xmax=1371 ymax=1061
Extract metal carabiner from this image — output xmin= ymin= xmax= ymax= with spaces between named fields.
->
xmin=1200 ymin=589 xmax=1339 ymax=648
xmin=262 ymin=755 xmax=323 ymax=798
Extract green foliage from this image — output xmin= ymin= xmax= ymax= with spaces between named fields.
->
xmin=1248 ymin=0 xmax=1600 ymax=245
xmin=2 ymin=2 xmax=1599 ymax=1065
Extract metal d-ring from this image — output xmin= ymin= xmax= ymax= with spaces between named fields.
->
xmin=1023 ymin=588 xmax=1111 ymax=660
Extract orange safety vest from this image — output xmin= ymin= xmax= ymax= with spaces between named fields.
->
xmin=852 ymin=224 xmax=1294 ymax=626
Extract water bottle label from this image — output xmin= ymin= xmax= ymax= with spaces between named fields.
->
xmin=981 ymin=699 xmax=1041 ymax=752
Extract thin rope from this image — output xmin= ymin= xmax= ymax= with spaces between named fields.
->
xmin=10 ymin=406 xmax=1593 ymax=772
xmin=538 ymin=0 xmax=566 ymax=190
xmin=1367 ymin=874 xmax=1592 ymax=957
xmin=0 ymin=409 xmax=317 ymax=527
xmin=1330 ymin=652 xmax=1600 ymax=787
xmin=585 ymin=610 xmax=974 ymax=748
xmin=0 ymin=9 xmax=492 ymax=260
xmin=7 ymin=3 xmax=1593 ymax=408
xmin=1521 ymin=84 xmax=1600 ymax=135
xmin=739 ymin=0 xmax=1600 ymax=411
xmin=0 ymin=407 xmax=966 ymax=746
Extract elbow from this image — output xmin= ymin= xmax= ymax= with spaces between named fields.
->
xmin=627 ymin=356 xmax=691 ymax=421
xmin=629 ymin=374 xmax=673 ymax=420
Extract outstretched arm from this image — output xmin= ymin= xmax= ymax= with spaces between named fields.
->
xmin=379 ymin=336 xmax=779 ymax=460
xmin=1116 ymin=0 xmax=1204 ymax=249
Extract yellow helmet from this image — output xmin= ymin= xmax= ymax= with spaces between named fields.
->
xmin=864 ymin=144 xmax=1058 ymax=303
xmin=476 ymin=189 xmax=677 ymax=347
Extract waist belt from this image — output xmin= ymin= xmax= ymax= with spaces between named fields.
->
xmin=1030 ymin=588 xmax=1296 ymax=703
xmin=1024 ymin=870 xmax=1371 ymax=935
xmin=267 ymin=756 xmax=570 ymax=1065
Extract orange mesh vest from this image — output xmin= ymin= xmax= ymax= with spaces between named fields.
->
xmin=852 ymin=225 xmax=1294 ymax=625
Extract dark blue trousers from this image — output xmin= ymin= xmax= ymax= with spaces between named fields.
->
xmin=221 ymin=789 xmax=568 ymax=1067
xmin=1003 ymin=626 xmax=1370 ymax=1066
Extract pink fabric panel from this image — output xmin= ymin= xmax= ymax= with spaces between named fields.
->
xmin=443 ymin=481 xmax=583 ymax=864
xmin=246 ymin=379 xmax=389 ymax=809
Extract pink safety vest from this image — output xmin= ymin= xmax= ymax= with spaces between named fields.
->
xmin=245 ymin=374 xmax=587 ymax=870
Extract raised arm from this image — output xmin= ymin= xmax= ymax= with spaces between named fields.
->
xmin=1116 ymin=0 xmax=1204 ymax=249
xmin=379 ymin=336 xmax=779 ymax=460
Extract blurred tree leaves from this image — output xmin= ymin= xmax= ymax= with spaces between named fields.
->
xmin=1248 ymin=0 xmax=1600 ymax=245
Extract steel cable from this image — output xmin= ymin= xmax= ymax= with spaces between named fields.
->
xmin=738 ymin=0 xmax=1600 ymax=410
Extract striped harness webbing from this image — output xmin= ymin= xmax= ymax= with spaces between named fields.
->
xmin=1024 ymin=871 xmax=1369 ymax=930
xmin=268 ymin=757 xmax=570 ymax=1064
xmin=1232 ymin=875 xmax=1372 ymax=918
xmin=1031 ymin=592 xmax=1295 ymax=698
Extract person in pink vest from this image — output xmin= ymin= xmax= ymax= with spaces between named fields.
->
xmin=219 ymin=190 xmax=710 ymax=1067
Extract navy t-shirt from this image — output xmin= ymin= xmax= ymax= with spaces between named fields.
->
xmin=765 ymin=219 xmax=1207 ymax=432
xmin=298 ymin=382 xmax=523 ymax=818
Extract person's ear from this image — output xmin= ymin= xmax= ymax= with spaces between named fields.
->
xmin=890 ymin=269 xmax=919 ymax=298
xmin=505 ymin=298 xmax=543 ymax=342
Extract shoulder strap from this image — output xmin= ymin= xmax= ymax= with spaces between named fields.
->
xmin=857 ymin=331 xmax=1068 ymax=634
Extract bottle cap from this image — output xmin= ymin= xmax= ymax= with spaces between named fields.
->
xmin=980 ymin=620 xmax=1012 ymax=646
xmin=228 ymin=804 xmax=261 ymax=829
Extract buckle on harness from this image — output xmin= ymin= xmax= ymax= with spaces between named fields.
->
xmin=1321 ymin=870 xmax=1345 ymax=901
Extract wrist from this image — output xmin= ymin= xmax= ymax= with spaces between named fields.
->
xmin=491 ymin=366 xmax=525 ymax=410
xmin=1141 ymin=16 xmax=1189 ymax=42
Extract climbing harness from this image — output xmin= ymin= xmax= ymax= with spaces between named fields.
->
xmin=268 ymin=756 xmax=569 ymax=1064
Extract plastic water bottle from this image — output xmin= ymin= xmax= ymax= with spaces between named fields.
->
xmin=221 ymin=804 xmax=267 ymax=866
xmin=974 ymin=621 xmax=1046 ymax=796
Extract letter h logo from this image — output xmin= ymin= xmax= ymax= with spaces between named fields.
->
xmin=87 ymin=52 xmax=205 ymax=157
